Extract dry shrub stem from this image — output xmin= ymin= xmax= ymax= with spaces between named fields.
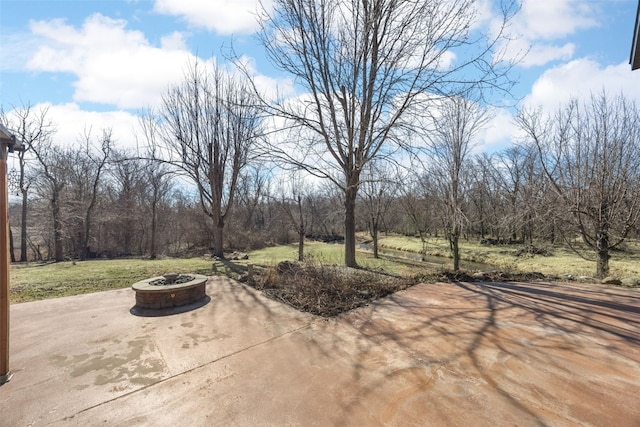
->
xmin=246 ymin=260 xmax=567 ymax=317
xmin=248 ymin=261 xmax=416 ymax=317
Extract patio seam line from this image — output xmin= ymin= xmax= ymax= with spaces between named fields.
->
xmin=149 ymin=333 xmax=173 ymax=377
xmin=52 ymin=319 xmax=319 ymax=424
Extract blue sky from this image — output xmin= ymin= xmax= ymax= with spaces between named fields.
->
xmin=1 ymin=0 xmax=640 ymax=151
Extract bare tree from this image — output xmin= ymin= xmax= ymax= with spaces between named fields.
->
xmin=424 ymin=96 xmax=489 ymax=270
xmin=144 ymin=160 xmax=173 ymax=259
xmin=276 ymin=172 xmax=314 ymax=261
xmin=106 ymin=150 xmax=149 ymax=256
xmin=516 ymin=92 xmax=640 ymax=278
xmin=29 ymin=137 xmax=111 ymax=262
xmin=236 ymin=165 xmax=271 ymax=232
xmin=30 ymin=144 xmax=67 ymax=261
xmin=145 ymin=60 xmax=261 ymax=259
xmin=399 ymin=171 xmax=437 ymax=256
xmin=1 ymin=103 xmax=55 ymax=261
xmin=492 ymin=144 xmax=548 ymax=244
xmin=359 ymin=160 xmax=395 ymax=258
xmin=494 ymin=146 xmax=526 ymax=242
xmin=467 ymin=154 xmax=494 ymax=239
xmin=70 ymin=128 xmax=112 ymax=260
xmin=256 ymin=0 xmax=517 ymax=267
xmin=221 ymin=165 xmax=274 ymax=250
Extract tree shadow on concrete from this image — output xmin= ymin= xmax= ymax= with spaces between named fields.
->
xmin=125 ymin=275 xmax=639 ymax=425
xmin=315 ymin=280 xmax=640 ymax=426
xmin=48 ymin=276 xmax=639 ymax=426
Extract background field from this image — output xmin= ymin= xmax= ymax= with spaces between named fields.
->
xmin=9 ymin=236 xmax=640 ymax=304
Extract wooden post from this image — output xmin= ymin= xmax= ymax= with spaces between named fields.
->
xmin=0 ymin=140 xmax=11 ymax=384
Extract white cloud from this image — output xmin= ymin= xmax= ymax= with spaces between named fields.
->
xmin=524 ymin=59 xmax=640 ymax=111
xmin=161 ymin=31 xmax=189 ymax=50
xmin=23 ymin=13 xmax=285 ymax=111
xmin=33 ymin=103 xmax=141 ymax=151
xmin=13 ymin=13 xmax=291 ymax=156
xmin=498 ymin=0 xmax=599 ymax=68
xmin=470 ymin=0 xmax=495 ymax=30
xmin=233 ymin=55 xmax=295 ymax=101
xmin=516 ymin=0 xmax=597 ymax=41
xmin=0 ymin=31 xmax=44 ymax=71
xmin=474 ymin=58 xmax=640 ymax=152
xmin=26 ymin=14 xmax=196 ymax=109
xmin=475 ymin=107 xmax=519 ymax=153
xmin=507 ymin=39 xmax=575 ymax=68
xmin=153 ymin=0 xmax=272 ymax=35
xmin=438 ymin=51 xmax=458 ymax=71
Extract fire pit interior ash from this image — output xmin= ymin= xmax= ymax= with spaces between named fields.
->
xmin=148 ymin=273 xmax=195 ymax=286
xmin=131 ymin=273 xmax=209 ymax=316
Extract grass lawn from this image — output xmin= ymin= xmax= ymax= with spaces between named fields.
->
xmin=9 ymin=257 xmax=214 ymax=304
xmin=372 ymin=234 xmax=640 ymax=279
xmin=9 ymin=235 xmax=640 ymax=304
xmin=247 ymin=240 xmax=426 ymax=275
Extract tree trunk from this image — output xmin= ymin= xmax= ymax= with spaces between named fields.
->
xmin=81 ymin=193 xmax=100 ymax=261
xmin=213 ymin=220 xmax=224 ymax=259
xmin=150 ymin=200 xmax=157 ymax=259
xmin=81 ymin=150 xmax=107 ymax=261
xmin=296 ymin=193 xmax=305 ymax=262
xmin=9 ymin=227 xmax=16 ymax=263
xmin=344 ymin=186 xmax=357 ymax=268
xmin=596 ymin=233 xmax=610 ymax=279
xmin=52 ymin=193 xmax=64 ymax=262
xmin=371 ymin=225 xmax=379 ymax=259
xmin=452 ymin=232 xmax=460 ymax=272
xmin=81 ymin=221 xmax=90 ymax=261
xmin=20 ymin=189 xmax=27 ymax=262
xmin=298 ymin=231 xmax=304 ymax=262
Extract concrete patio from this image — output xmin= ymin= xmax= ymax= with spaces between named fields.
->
xmin=1 ymin=277 xmax=638 ymax=426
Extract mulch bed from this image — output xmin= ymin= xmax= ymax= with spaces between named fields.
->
xmin=246 ymin=261 xmax=416 ymax=317
xmin=245 ymin=260 xmax=558 ymax=317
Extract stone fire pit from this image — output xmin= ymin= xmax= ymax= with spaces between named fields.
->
xmin=132 ymin=273 xmax=208 ymax=310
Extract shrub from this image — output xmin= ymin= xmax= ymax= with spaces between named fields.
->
xmin=250 ymin=260 xmax=415 ymax=317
